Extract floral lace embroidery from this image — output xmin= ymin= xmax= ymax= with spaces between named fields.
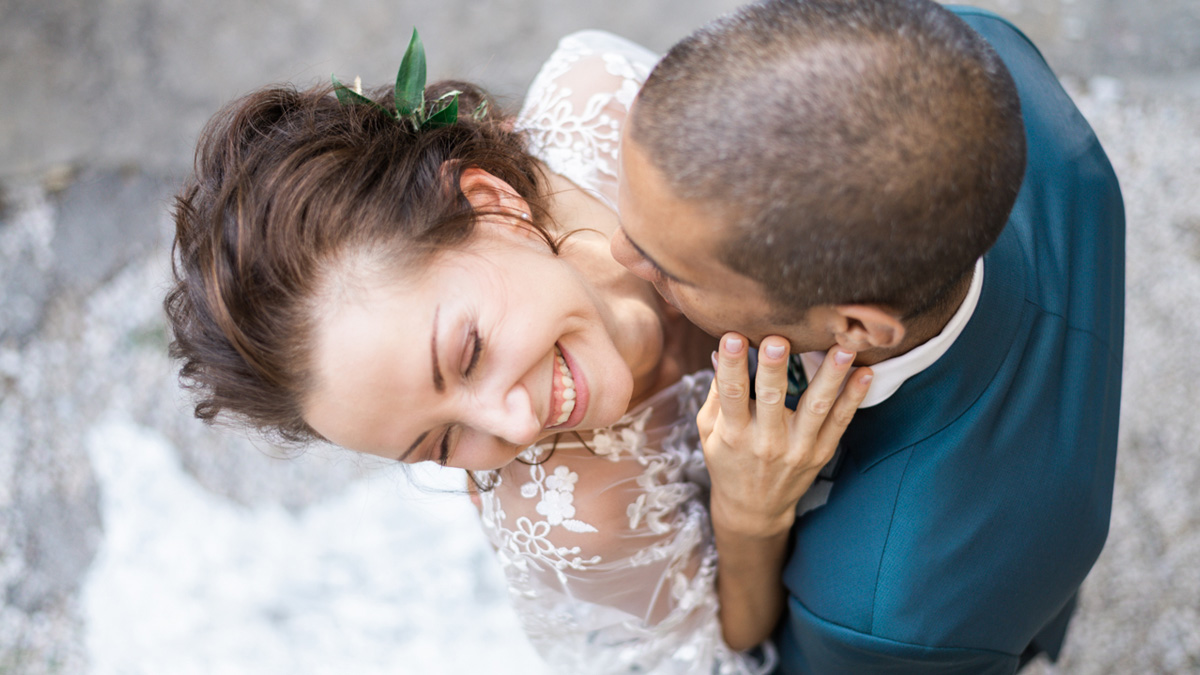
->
xmin=516 ymin=31 xmax=655 ymax=211
xmin=477 ymin=366 xmax=772 ymax=672
xmin=478 ymin=382 xmax=700 ymax=581
xmin=484 ymin=454 xmax=602 ymax=580
xmin=521 ymin=463 xmax=598 ymax=533
xmin=590 ymin=407 xmax=650 ymax=461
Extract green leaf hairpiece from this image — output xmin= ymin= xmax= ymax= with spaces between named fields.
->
xmin=332 ymin=28 xmax=487 ymax=131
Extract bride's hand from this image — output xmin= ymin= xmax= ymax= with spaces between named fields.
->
xmin=698 ymin=334 xmax=874 ymax=539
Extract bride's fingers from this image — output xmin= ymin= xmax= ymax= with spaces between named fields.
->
xmin=752 ymin=336 xmax=791 ymax=439
xmin=698 ymin=374 xmax=720 ymax=439
xmin=716 ymin=333 xmax=752 ymax=430
xmin=813 ymin=366 xmax=873 ymax=458
xmin=790 ymin=346 xmax=857 ymax=451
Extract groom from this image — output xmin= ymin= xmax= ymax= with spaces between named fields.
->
xmin=612 ymin=0 xmax=1124 ymax=673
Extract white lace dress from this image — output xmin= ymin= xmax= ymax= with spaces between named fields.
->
xmin=473 ymin=32 xmax=775 ymax=674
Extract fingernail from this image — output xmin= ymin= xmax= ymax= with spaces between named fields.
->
xmin=835 ymin=350 xmax=854 ymax=366
xmin=725 ymin=337 xmax=744 ymax=354
xmin=764 ymin=343 xmax=786 ymax=359
xmin=860 ymin=373 xmax=874 ymax=385
xmin=711 ymin=351 xmax=719 ymax=370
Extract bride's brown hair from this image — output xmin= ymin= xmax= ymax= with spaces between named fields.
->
xmin=166 ymin=80 xmax=552 ymax=443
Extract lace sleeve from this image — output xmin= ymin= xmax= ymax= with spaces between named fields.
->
xmin=516 ymin=30 xmax=659 ymax=211
xmin=483 ymin=420 xmax=705 ymax=627
xmin=476 ymin=373 xmax=774 ymax=674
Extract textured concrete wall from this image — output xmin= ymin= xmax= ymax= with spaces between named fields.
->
xmin=6 ymin=0 xmax=1199 ymax=180
xmin=1 ymin=0 xmax=1198 ymax=673
xmin=0 ymin=0 xmax=747 ymax=177
xmin=4 ymin=0 xmax=1197 ymax=178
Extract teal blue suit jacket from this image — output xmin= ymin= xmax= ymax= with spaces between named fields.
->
xmin=776 ymin=8 xmax=1125 ymax=674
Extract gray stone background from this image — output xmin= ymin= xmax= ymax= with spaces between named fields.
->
xmin=1 ymin=0 xmax=1197 ymax=672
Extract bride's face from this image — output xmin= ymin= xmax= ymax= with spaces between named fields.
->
xmin=302 ymin=218 xmax=652 ymax=471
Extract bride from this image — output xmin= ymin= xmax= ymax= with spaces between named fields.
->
xmin=166 ymin=29 xmax=869 ymax=673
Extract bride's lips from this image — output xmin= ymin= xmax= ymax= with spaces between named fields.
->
xmin=547 ymin=342 xmax=588 ymax=430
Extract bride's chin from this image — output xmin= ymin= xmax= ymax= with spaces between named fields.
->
xmin=623 ymin=330 xmax=666 ymax=390
xmin=607 ymin=290 xmax=667 ymax=368
xmin=603 ymin=372 xmax=638 ymax=424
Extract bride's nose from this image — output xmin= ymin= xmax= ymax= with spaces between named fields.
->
xmin=471 ymin=385 xmax=542 ymax=447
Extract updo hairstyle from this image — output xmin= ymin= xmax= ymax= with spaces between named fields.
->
xmin=165 ymin=79 xmax=553 ymax=443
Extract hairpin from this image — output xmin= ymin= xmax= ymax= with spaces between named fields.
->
xmin=332 ymin=28 xmax=487 ymax=131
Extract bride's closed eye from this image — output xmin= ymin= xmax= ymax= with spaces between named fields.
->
xmin=434 ymin=325 xmax=485 ymax=467
xmin=462 ymin=325 xmax=484 ymax=379
xmin=436 ymin=427 xmax=455 ymax=466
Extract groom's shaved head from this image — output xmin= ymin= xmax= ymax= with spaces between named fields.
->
xmin=628 ymin=0 xmax=1025 ymax=319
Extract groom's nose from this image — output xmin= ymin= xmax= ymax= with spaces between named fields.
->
xmin=610 ymin=227 xmax=655 ymax=282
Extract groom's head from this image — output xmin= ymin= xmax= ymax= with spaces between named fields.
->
xmin=614 ymin=0 xmax=1025 ymax=351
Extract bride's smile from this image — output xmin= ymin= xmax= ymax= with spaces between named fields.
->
xmin=546 ymin=343 xmax=587 ymax=429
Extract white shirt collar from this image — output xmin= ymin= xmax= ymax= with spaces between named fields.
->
xmin=799 ymin=257 xmax=985 ymax=408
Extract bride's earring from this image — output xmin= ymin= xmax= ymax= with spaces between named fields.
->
xmin=520 ymin=212 xmax=530 ymax=221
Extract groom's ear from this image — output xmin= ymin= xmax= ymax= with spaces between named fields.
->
xmin=830 ymin=304 xmax=906 ymax=351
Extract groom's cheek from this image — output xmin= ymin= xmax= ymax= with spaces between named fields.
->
xmin=670 ymin=291 xmax=726 ymax=339
xmin=651 ymin=279 xmax=682 ymax=311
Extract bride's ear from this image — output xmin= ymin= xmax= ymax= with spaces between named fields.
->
xmin=459 ymin=167 xmax=533 ymax=231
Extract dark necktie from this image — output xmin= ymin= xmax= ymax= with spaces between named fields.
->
xmin=786 ymin=352 xmax=846 ymax=491
xmin=787 ymin=353 xmax=809 ymax=399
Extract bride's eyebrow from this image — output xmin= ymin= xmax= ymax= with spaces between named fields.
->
xmin=395 ymin=306 xmax=447 ymax=463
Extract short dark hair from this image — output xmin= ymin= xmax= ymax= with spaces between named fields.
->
xmin=166 ymin=80 xmax=551 ymax=443
xmin=631 ymin=0 xmax=1026 ymax=318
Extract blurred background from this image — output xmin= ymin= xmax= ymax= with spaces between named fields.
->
xmin=1 ymin=0 xmax=1198 ymax=673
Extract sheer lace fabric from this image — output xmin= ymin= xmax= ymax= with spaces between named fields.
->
xmin=516 ymin=30 xmax=655 ymax=211
xmin=478 ymin=369 xmax=773 ymax=674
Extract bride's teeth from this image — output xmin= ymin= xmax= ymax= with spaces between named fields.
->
xmin=551 ymin=344 xmax=578 ymax=427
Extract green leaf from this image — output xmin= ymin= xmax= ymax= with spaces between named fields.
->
xmin=395 ymin=28 xmax=426 ymax=118
xmin=332 ymin=74 xmax=391 ymax=115
xmin=471 ymin=99 xmax=490 ymax=121
xmin=423 ymin=93 xmax=459 ymax=129
xmin=430 ymin=90 xmax=461 ymax=106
